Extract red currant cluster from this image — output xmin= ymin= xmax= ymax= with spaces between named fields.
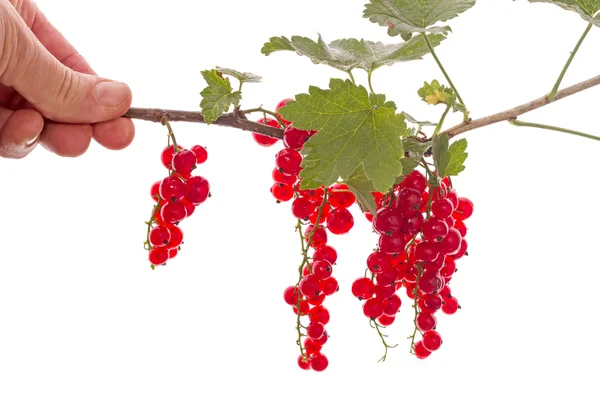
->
xmin=353 ymin=170 xmax=473 ymax=359
xmin=145 ymin=141 xmax=210 ymax=268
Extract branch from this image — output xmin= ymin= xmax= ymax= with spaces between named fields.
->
xmin=443 ymin=74 xmax=600 ymax=138
xmin=123 ymin=107 xmax=284 ymax=139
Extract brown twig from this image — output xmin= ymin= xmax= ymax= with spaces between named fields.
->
xmin=443 ymin=74 xmax=600 ymax=138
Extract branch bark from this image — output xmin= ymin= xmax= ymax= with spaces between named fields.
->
xmin=442 ymin=74 xmax=600 ymax=138
xmin=122 ymin=73 xmax=600 ymax=141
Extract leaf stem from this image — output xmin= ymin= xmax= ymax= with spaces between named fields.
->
xmin=367 ymin=69 xmax=375 ymax=94
xmin=347 ymin=70 xmax=356 ymax=85
xmin=509 ymin=119 xmax=600 ymax=142
xmin=547 ymin=22 xmax=593 ymax=102
xmin=433 ymin=105 xmax=451 ymax=136
xmin=421 ymin=33 xmax=468 ymax=121
xmin=240 ymin=107 xmax=287 ymax=129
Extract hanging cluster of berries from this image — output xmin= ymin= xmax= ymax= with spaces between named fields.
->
xmin=251 ymin=99 xmax=362 ymax=371
xmin=354 ymin=169 xmax=473 ymax=359
xmin=145 ymin=126 xmax=210 ymax=269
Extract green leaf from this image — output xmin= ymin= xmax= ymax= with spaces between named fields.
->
xmin=418 ymin=80 xmax=465 ymax=113
xmin=279 ymin=79 xmax=409 ymax=192
xmin=446 ymin=138 xmax=468 ymax=176
xmin=400 ymin=157 xmax=420 ymax=176
xmin=363 ymin=0 xmax=476 ymax=35
xmin=402 ymin=112 xmax=437 ymax=127
xmin=401 ymin=137 xmax=430 ymax=176
xmin=432 ymin=132 xmax=450 ymax=177
xmin=215 ymin=67 xmax=262 ymax=84
xmin=526 ymin=0 xmax=600 ymax=27
xmin=345 ymin=167 xmax=378 ymax=214
xmin=261 ymin=34 xmax=446 ymax=72
xmin=200 ymin=70 xmax=242 ymax=124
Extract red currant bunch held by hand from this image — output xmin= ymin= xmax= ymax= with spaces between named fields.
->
xmin=144 ymin=123 xmax=210 ymax=269
xmin=353 ymin=170 xmax=472 ymax=360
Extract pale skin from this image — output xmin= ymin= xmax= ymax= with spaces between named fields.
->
xmin=0 ymin=0 xmax=135 ymax=158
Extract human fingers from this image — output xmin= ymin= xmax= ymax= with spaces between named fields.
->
xmin=0 ymin=107 xmax=44 ymax=158
xmin=39 ymin=122 xmax=93 ymax=157
xmin=92 ymin=118 xmax=135 ymax=151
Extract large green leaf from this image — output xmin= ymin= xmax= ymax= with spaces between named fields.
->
xmin=261 ymin=34 xmax=446 ymax=72
xmin=363 ymin=0 xmax=476 ymax=35
xmin=345 ymin=166 xmax=378 ymax=215
xmin=279 ymin=79 xmax=409 ymax=192
xmin=527 ymin=0 xmax=600 ymax=27
xmin=200 ymin=70 xmax=241 ymax=124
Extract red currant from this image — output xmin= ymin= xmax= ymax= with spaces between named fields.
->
xmin=149 ymin=225 xmax=171 ymax=247
xmin=185 ymin=176 xmax=210 ymax=205
xmin=190 ymin=145 xmax=208 ymax=164
xmin=326 ymin=208 xmax=354 ymax=235
xmin=149 ymin=247 xmax=169 ymax=266
xmin=172 ymin=149 xmax=197 ymax=176
xmin=252 ymin=117 xmax=280 ymax=147
xmin=275 ymin=148 xmax=302 ymax=176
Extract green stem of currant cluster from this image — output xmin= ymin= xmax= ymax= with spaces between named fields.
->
xmin=372 ymin=319 xmax=398 ymax=362
xmin=421 ymin=33 xmax=468 ymax=121
xmin=433 ymin=105 xmax=451 ymax=136
xmin=408 ymin=264 xmax=424 ymax=355
xmin=294 ymin=189 xmax=330 ymax=360
xmin=547 ymin=22 xmax=593 ymax=102
xmin=163 ymin=119 xmax=179 ymax=150
xmin=509 ymin=119 xmax=600 ymax=141
xmin=240 ymin=107 xmax=287 ymax=129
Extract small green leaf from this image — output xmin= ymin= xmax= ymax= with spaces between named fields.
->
xmin=261 ymin=34 xmax=446 ymax=73
xmin=402 ymin=112 xmax=437 ymax=127
xmin=363 ymin=0 xmax=476 ymax=35
xmin=345 ymin=166 xmax=378 ymax=215
xmin=418 ymin=80 xmax=465 ymax=113
xmin=446 ymin=138 xmax=468 ymax=176
xmin=527 ymin=0 xmax=600 ymax=27
xmin=400 ymin=158 xmax=420 ymax=176
xmin=401 ymin=137 xmax=430 ymax=176
xmin=280 ymin=79 xmax=409 ymax=192
xmin=432 ymin=132 xmax=450 ymax=177
xmin=200 ymin=70 xmax=242 ymax=124
xmin=215 ymin=67 xmax=262 ymax=84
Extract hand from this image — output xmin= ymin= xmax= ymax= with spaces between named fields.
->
xmin=0 ymin=0 xmax=135 ymax=158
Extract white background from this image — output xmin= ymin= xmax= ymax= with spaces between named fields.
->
xmin=1 ymin=0 xmax=599 ymax=399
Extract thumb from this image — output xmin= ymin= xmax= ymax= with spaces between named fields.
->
xmin=0 ymin=5 xmax=132 ymax=124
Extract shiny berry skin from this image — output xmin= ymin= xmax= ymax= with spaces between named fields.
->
xmin=307 ymin=322 xmax=325 ymax=340
xmin=161 ymin=201 xmax=187 ymax=224
xmin=431 ymin=198 xmax=454 ymax=219
xmin=149 ymin=247 xmax=169 ymax=265
xmin=375 ymin=266 xmax=398 ymax=286
xmin=395 ymin=188 xmax=422 ymax=216
xmin=299 ymin=275 xmax=321 ymax=298
xmin=305 ymin=225 xmax=327 ymax=248
xmin=293 ymin=300 xmax=310 ymax=315
xmin=439 ymin=228 xmax=462 ymax=255
xmin=377 ymin=314 xmax=395 ymax=326
xmin=151 ymin=181 xmax=161 ymax=201
xmin=309 ymin=202 xmax=330 ymax=224
xmin=272 ymin=168 xmax=297 ymax=185
xmin=310 ymin=353 xmax=328 ymax=372
xmin=326 ymin=208 xmax=354 ymax=235
xmin=172 ymin=149 xmax=197 ymax=176
xmin=446 ymin=189 xmax=459 ymax=209
xmin=328 ymin=183 xmax=356 ymax=208
xmin=373 ymin=207 xmax=404 ymax=235
xmin=283 ymin=126 xmax=310 ymax=149
xmin=168 ymin=247 xmax=178 ymax=258
xmin=181 ymin=199 xmax=195 ymax=217
xmin=420 ymin=294 xmax=443 ymax=312
xmin=422 ymin=218 xmax=449 ymax=242
xmin=190 ymin=145 xmax=208 ymax=164
xmin=415 ymin=241 xmax=440 ymax=263
xmin=379 ymin=231 xmax=407 ymax=254
xmin=442 ymin=296 xmax=460 ymax=314
xmin=165 ymin=224 xmax=183 ymax=249
xmin=292 ymin=197 xmax=316 ymax=219
xmin=439 ymin=285 xmax=451 ymax=299
xmin=149 ymin=225 xmax=171 ymax=247
xmin=313 ymin=245 xmax=337 ymax=264
xmin=383 ymin=294 xmax=401 ymax=315
xmin=418 ymin=270 xmax=443 ymax=295
xmin=275 ymin=148 xmax=302 ymax=175
xmin=160 ymin=145 xmax=182 ymax=169
xmin=363 ymin=297 xmax=384 ymax=319
xmin=367 ymin=251 xmax=391 ymax=274
xmin=252 ymin=117 xmax=279 ymax=146
xmin=423 ymin=331 xmax=442 ymax=351
xmin=416 ymin=312 xmax=437 ymax=331
xmin=309 ymin=306 xmax=330 ymax=324
xmin=402 ymin=212 xmax=424 ymax=235
xmin=374 ymin=284 xmax=395 ymax=299
xmin=275 ymin=98 xmax=293 ymax=126
xmin=297 ymin=356 xmax=311 ymax=370
xmin=351 ymin=277 xmax=375 ymax=299
xmin=303 ymin=338 xmax=322 ymax=355
xmin=312 ymin=260 xmax=333 ymax=280
xmin=454 ymin=219 xmax=467 ymax=237
xmin=402 ymin=170 xmax=427 ymax=193
xmin=454 ymin=197 xmax=474 ymax=220
xmin=452 ymin=238 xmax=468 ymax=259
xmin=307 ymin=293 xmax=325 ymax=306
xmin=283 ymin=286 xmax=301 ymax=306
xmin=270 ymin=183 xmax=294 ymax=202
xmin=185 ymin=176 xmax=210 ymax=205
xmin=321 ymin=276 xmax=339 ymax=295
xmin=159 ymin=176 xmax=186 ymax=202
xmin=413 ymin=341 xmax=431 ymax=359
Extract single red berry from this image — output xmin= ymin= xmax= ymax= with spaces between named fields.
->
xmin=454 ymin=219 xmax=467 ymax=237
xmin=415 ymin=241 xmax=440 ymax=263
xmin=172 ymin=149 xmax=197 ymax=176
xmin=310 ymin=353 xmax=328 ymax=372
xmin=423 ymin=331 xmax=443 ymax=351
xmin=275 ymin=148 xmax=302 ymax=176
xmin=413 ymin=341 xmax=431 ymax=359
xmin=159 ymin=176 xmax=186 ymax=202
xmin=313 ymin=245 xmax=337 ymax=265
xmin=383 ymin=294 xmax=402 ymax=315
xmin=160 ymin=145 xmax=182 ymax=169
xmin=305 ymin=225 xmax=327 ymax=248
xmin=283 ymin=286 xmax=301 ymax=306
xmin=185 ymin=176 xmax=210 ymax=205
xmin=439 ymin=228 xmax=462 ymax=255
xmin=297 ymin=356 xmax=311 ymax=370
xmin=181 ymin=199 xmax=195 ymax=217
xmin=320 ymin=276 xmax=339 ymax=296
xmin=312 ymin=260 xmax=333 ymax=280
xmin=363 ymin=297 xmax=384 ymax=319
xmin=166 ymin=224 xmax=184 ymax=248
xmin=418 ymin=270 xmax=444 ymax=295
xmin=150 ymin=181 xmax=161 ymax=201
xmin=149 ymin=247 xmax=169 ymax=266
xmin=377 ymin=314 xmax=395 ymax=326
xmin=307 ymin=322 xmax=325 ymax=340
xmin=252 ymin=117 xmax=279 ymax=147
xmin=313 ymin=331 xmax=328 ymax=345
xmin=446 ymin=188 xmax=459 ymax=209
xmin=379 ymin=231 xmax=407 ymax=254
xmin=270 ymin=183 xmax=294 ymax=202
xmin=149 ymin=225 xmax=171 ymax=247
xmin=374 ymin=284 xmax=395 ymax=299
xmin=303 ymin=338 xmax=322 ymax=355
xmin=328 ymin=183 xmax=356 ymax=208
xmin=373 ymin=207 xmax=404 ymax=235
xmin=401 ymin=170 xmax=427 ymax=193
xmin=272 ymin=168 xmax=297 ymax=185
xmin=452 ymin=238 xmax=468 ymax=259
xmin=402 ymin=213 xmax=424 ymax=235
xmin=431 ymin=198 xmax=454 ymax=219
xmin=351 ymin=277 xmax=375 ymax=299
xmin=395 ymin=188 xmax=422 ymax=217
xmin=168 ymin=247 xmax=178 ymax=258
xmin=439 ymin=284 xmax=452 ymax=299
xmin=293 ymin=300 xmax=310 ymax=315
xmin=422 ymin=218 xmax=449 ymax=242
xmin=420 ymin=294 xmax=443 ymax=312
xmin=416 ymin=312 xmax=437 ymax=331
xmin=367 ymin=251 xmax=392 ymax=274
xmin=161 ymin=201 xmax=187 ymax=224
xmin=442 ymin=296 xmax=460 ymax=314
xmin=299 ymin=275 xmax=321 ymax=298
xmin=454 ymin=197 xmax=474 ymax=220
xmin=292 ymin=197 xmax=316 ymax=220
xmin=326 ymin=208 xmax=354 ymax=235
xmin=375 ymin=266 xmax=399 ymax=286
xmin=275 ymin=98 xmax=294 ymax=126
xmin=309 ymin=305 xmax=330 ymax=324
xmin=283 ymin=126 xmax=310 ymax=149
xmin=190 ymin=145 xmax=208 ymax=164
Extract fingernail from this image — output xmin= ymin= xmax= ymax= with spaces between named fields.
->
xmin=94 ymin=81 xmax=130 ymax=107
